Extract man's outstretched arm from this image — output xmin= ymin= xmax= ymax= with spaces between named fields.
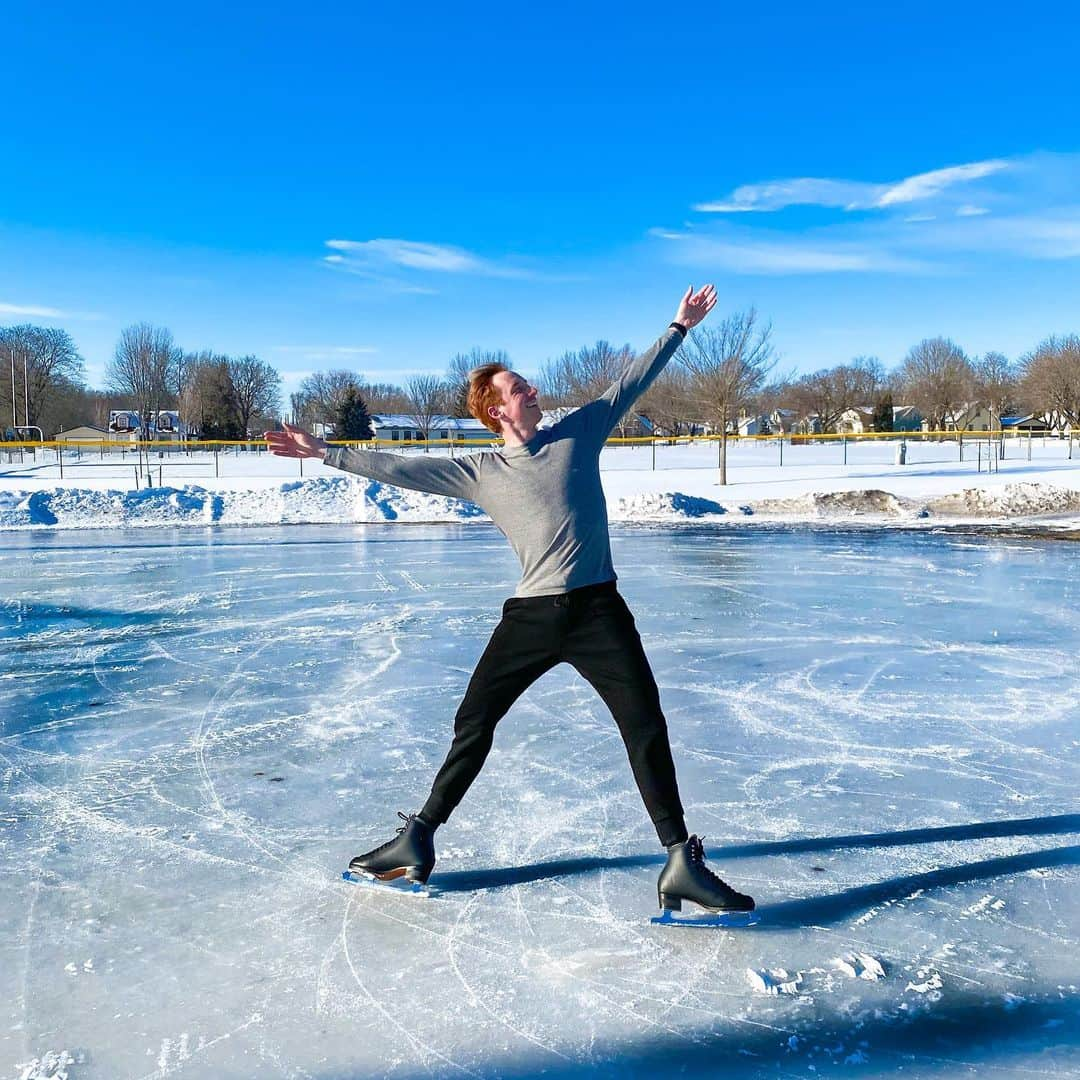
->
xmin=264 ymin=424 xmax=482 ymax=501
xmin=588 ymin=285 xmax=717 ymax=438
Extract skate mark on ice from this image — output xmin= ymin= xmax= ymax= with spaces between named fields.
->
xmin=340 ymin=888 xmax=480 ymax=1077
xmin=446 ymin=889 xmax=576 ymax=1064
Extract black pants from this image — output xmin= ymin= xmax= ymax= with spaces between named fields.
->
xmin=420 ymin=580 xmax=688 ymax=847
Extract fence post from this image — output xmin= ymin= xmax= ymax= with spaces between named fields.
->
xmin=214 ymin=448 xmax=220 ymax=478
xmin=977 ymin=443 xmax=982 ymax=472
xmin=651 ymin=437 xmax=656 ymax=471
xmin=299 ymin=455 xmax=304 ymax=477
xmin=959 ymin=432 xmax=963 ymax=461
xmin=843 ymin=435 xmax=848 ymax=466
xmin=779 ymin=434 xmax=783 ymax=467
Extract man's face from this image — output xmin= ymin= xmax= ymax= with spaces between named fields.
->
xmin=489 ymin=370 xmax=541 ymax=430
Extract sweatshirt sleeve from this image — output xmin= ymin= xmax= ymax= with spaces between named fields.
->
xmin=323 ymin=447 xmax=483 ymax=501
xmin=576 ymin=327 xmax=684 ymax=441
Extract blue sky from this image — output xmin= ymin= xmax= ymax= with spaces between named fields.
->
xmin=2 ymin=1 xmax=1078 ymax=403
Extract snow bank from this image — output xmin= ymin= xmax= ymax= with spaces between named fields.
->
xmin=0 ymin=478 xmax=484 ymax=530
xmin=925 ymin=482 xmax=1080 ymax=518
xmin=749 ymin=489 xmax=923 ymax=520
xmin=2 ymin=476 xmax=1080 ymax=531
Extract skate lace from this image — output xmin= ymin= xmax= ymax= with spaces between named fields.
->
xmin=688 ymin=835 xmax=731 ymax=894
xmin=369 ymin=811 xmax=416 ymax=855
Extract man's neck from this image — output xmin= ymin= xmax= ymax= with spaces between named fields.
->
xmin=499 ymin=419 xmax=540 ymax=448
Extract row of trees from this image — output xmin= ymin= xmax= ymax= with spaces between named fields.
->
xmin=3 ymin=317 xmax=1078 ymax=475
xmin=1 ymin=323 xmax=282 ymax=440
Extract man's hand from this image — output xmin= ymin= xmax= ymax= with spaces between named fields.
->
xmin=674 ymin=284 xmax=717 ymax=330
xmin=264 ymin=422 xmax=329 ymax=459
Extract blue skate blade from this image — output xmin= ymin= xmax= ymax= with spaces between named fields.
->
xmin=341 ymin=870 xmax=432 ymax=897
xmin=650 ymin=908 xmax=759 ymax=928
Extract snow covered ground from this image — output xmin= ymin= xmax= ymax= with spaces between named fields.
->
xmin=3 ymin=525 xmax=1079 ymax=1078
xmin=2 ymin=436 xmax=1079 ymax=531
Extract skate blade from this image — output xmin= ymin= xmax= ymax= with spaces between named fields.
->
xmin=650 ymin=907 xmax=758 ymax=928
xmin=341 ymin=870 xmax=433 ymax=897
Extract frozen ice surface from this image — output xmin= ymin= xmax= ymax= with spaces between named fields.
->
xmin=2 ymin=523 xmax=1080 ymax=1079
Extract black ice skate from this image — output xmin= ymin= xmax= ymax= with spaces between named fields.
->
xmin=652 ymin=835 xmax=757 ymax=927
xmin=342 ymin=812 xmax=436 ymax=896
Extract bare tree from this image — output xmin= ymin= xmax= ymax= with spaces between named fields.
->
xmin=974 ymin=351 xmax=1019 ymax=426
xmin=181 ymin=352 xmax=240 ymax=439
xmin=405 ymin=374 xmax=448 ymax=450
xmin=538 ymin=341 xmax=634 ymax=414
xmin=364 ymin=381 xmax=412 ymax=414
xmin=227 ymin=355 xmax=282 ymax=436
xmin=788 ymin=357 xmax=881 ymax=433
xmin=636 ymin=367 xmax=695 ymax=437
xmin=1019 ymin=335 xmax=1080 ymax=433
xmin=106 ymin=324 xmax=183 ymax=437
xmin=295 ymin=369 xmax=365 ymax=430
xmin=678 ymin=309 xmax=776 ymax=484
xmin=446 ymin=348 xmax=510 ymax=418
xmin=0 ymin=324 xmax=85 ymax=431
xmin=899 ymin=337 xmax=975 ymax=434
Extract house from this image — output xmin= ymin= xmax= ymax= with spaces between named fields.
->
xmin=838 ymin=405 xmax=923 ymax=434
xmin=769 ymin=409 xmax=798 ymax=435
xmin=892 ymin=405 xmax=923 ymax=432
xmin=1001 ymin=413 xmax=1074 ymax=436
xmin=154 ymin=411 xmax=189 ymax=441
xmin=737 ymin=414 xmax=770 ymax=437
xmin=54 ymin=425 xmax=109 ymax=444
xmin=108 ymin=410 xmax=142 ymax=441
xmin=837 ymin=407 xmax=875 ymax=434
xmin=370 ymin=415 xmax=497 ymax=444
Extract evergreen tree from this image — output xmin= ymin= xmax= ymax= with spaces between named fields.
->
xmin=334 ymin=386 xmax=374 ymax=439
xmin=871 ymin=392 xmax=894 ymax=432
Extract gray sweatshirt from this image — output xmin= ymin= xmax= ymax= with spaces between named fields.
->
xmin=324 ymin=326 xmax=684 ymax=597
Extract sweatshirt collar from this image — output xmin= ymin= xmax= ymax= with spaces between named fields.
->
xmin=499 ymin=428 xmax=548 ymax=458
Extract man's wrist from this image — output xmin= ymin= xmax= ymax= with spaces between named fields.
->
xmin=669 ymin=321 xmax=688 ymax=338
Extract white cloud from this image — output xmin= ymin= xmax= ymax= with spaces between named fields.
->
xmin=876 ymin=161 xmax=1007 ymax=206
xmin=323 ymin=238 xmax=531 ymax=285
xmin=695 ymin=159 xmax=1009 ymax=214
xmin=662 ymin=153 xmax=1080 ymax=276
xmin=0 ymin=301 xmax=70 ymax=318
xmin=653 ymin=228 xmax=927 ymax=275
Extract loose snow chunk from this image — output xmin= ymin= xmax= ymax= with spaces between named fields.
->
xmin=905 ymin=970 xmax=944 ymax=994
xmin=834 ymin=952 xmax=887 ymax=980
xmin=18 ymin=1050 xmax=75 ymax=1080
xmin=746 ymin=967 xmax=802 ymax=995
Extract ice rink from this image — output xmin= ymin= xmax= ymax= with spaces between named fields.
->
xmin=3 ymin=524 xmax=1080 ymax=1078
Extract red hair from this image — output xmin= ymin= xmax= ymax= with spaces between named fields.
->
xmin=467 ymin=363 xmax=509 ymax=434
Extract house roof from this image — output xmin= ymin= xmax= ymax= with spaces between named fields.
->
xmin=56 ymin=424 xmax=108 ymax=435
xmin=370 ymin=414 xmax=490 ymax=430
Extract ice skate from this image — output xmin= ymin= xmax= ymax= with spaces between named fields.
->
xmin=342 ymin=812 xmax=436 ymax=896
xmin=652 ymin=835 xmax=757 ymax=927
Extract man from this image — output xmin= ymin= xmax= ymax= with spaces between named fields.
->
xmin=265 ymin=285 xmax=754 ymax=917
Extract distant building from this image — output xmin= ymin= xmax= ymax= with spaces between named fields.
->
xmin=55 ymin=425 xmax=109 ymax=444
xmin=154 ymin=411 xmax=189 ymax=441
xmin=108 ymin=410 xmax=142 ymax=441
xmin=838 ymin=405 xmax=922 ymax=434
xmin=369 ymin=415 xmax=497 ymax=444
